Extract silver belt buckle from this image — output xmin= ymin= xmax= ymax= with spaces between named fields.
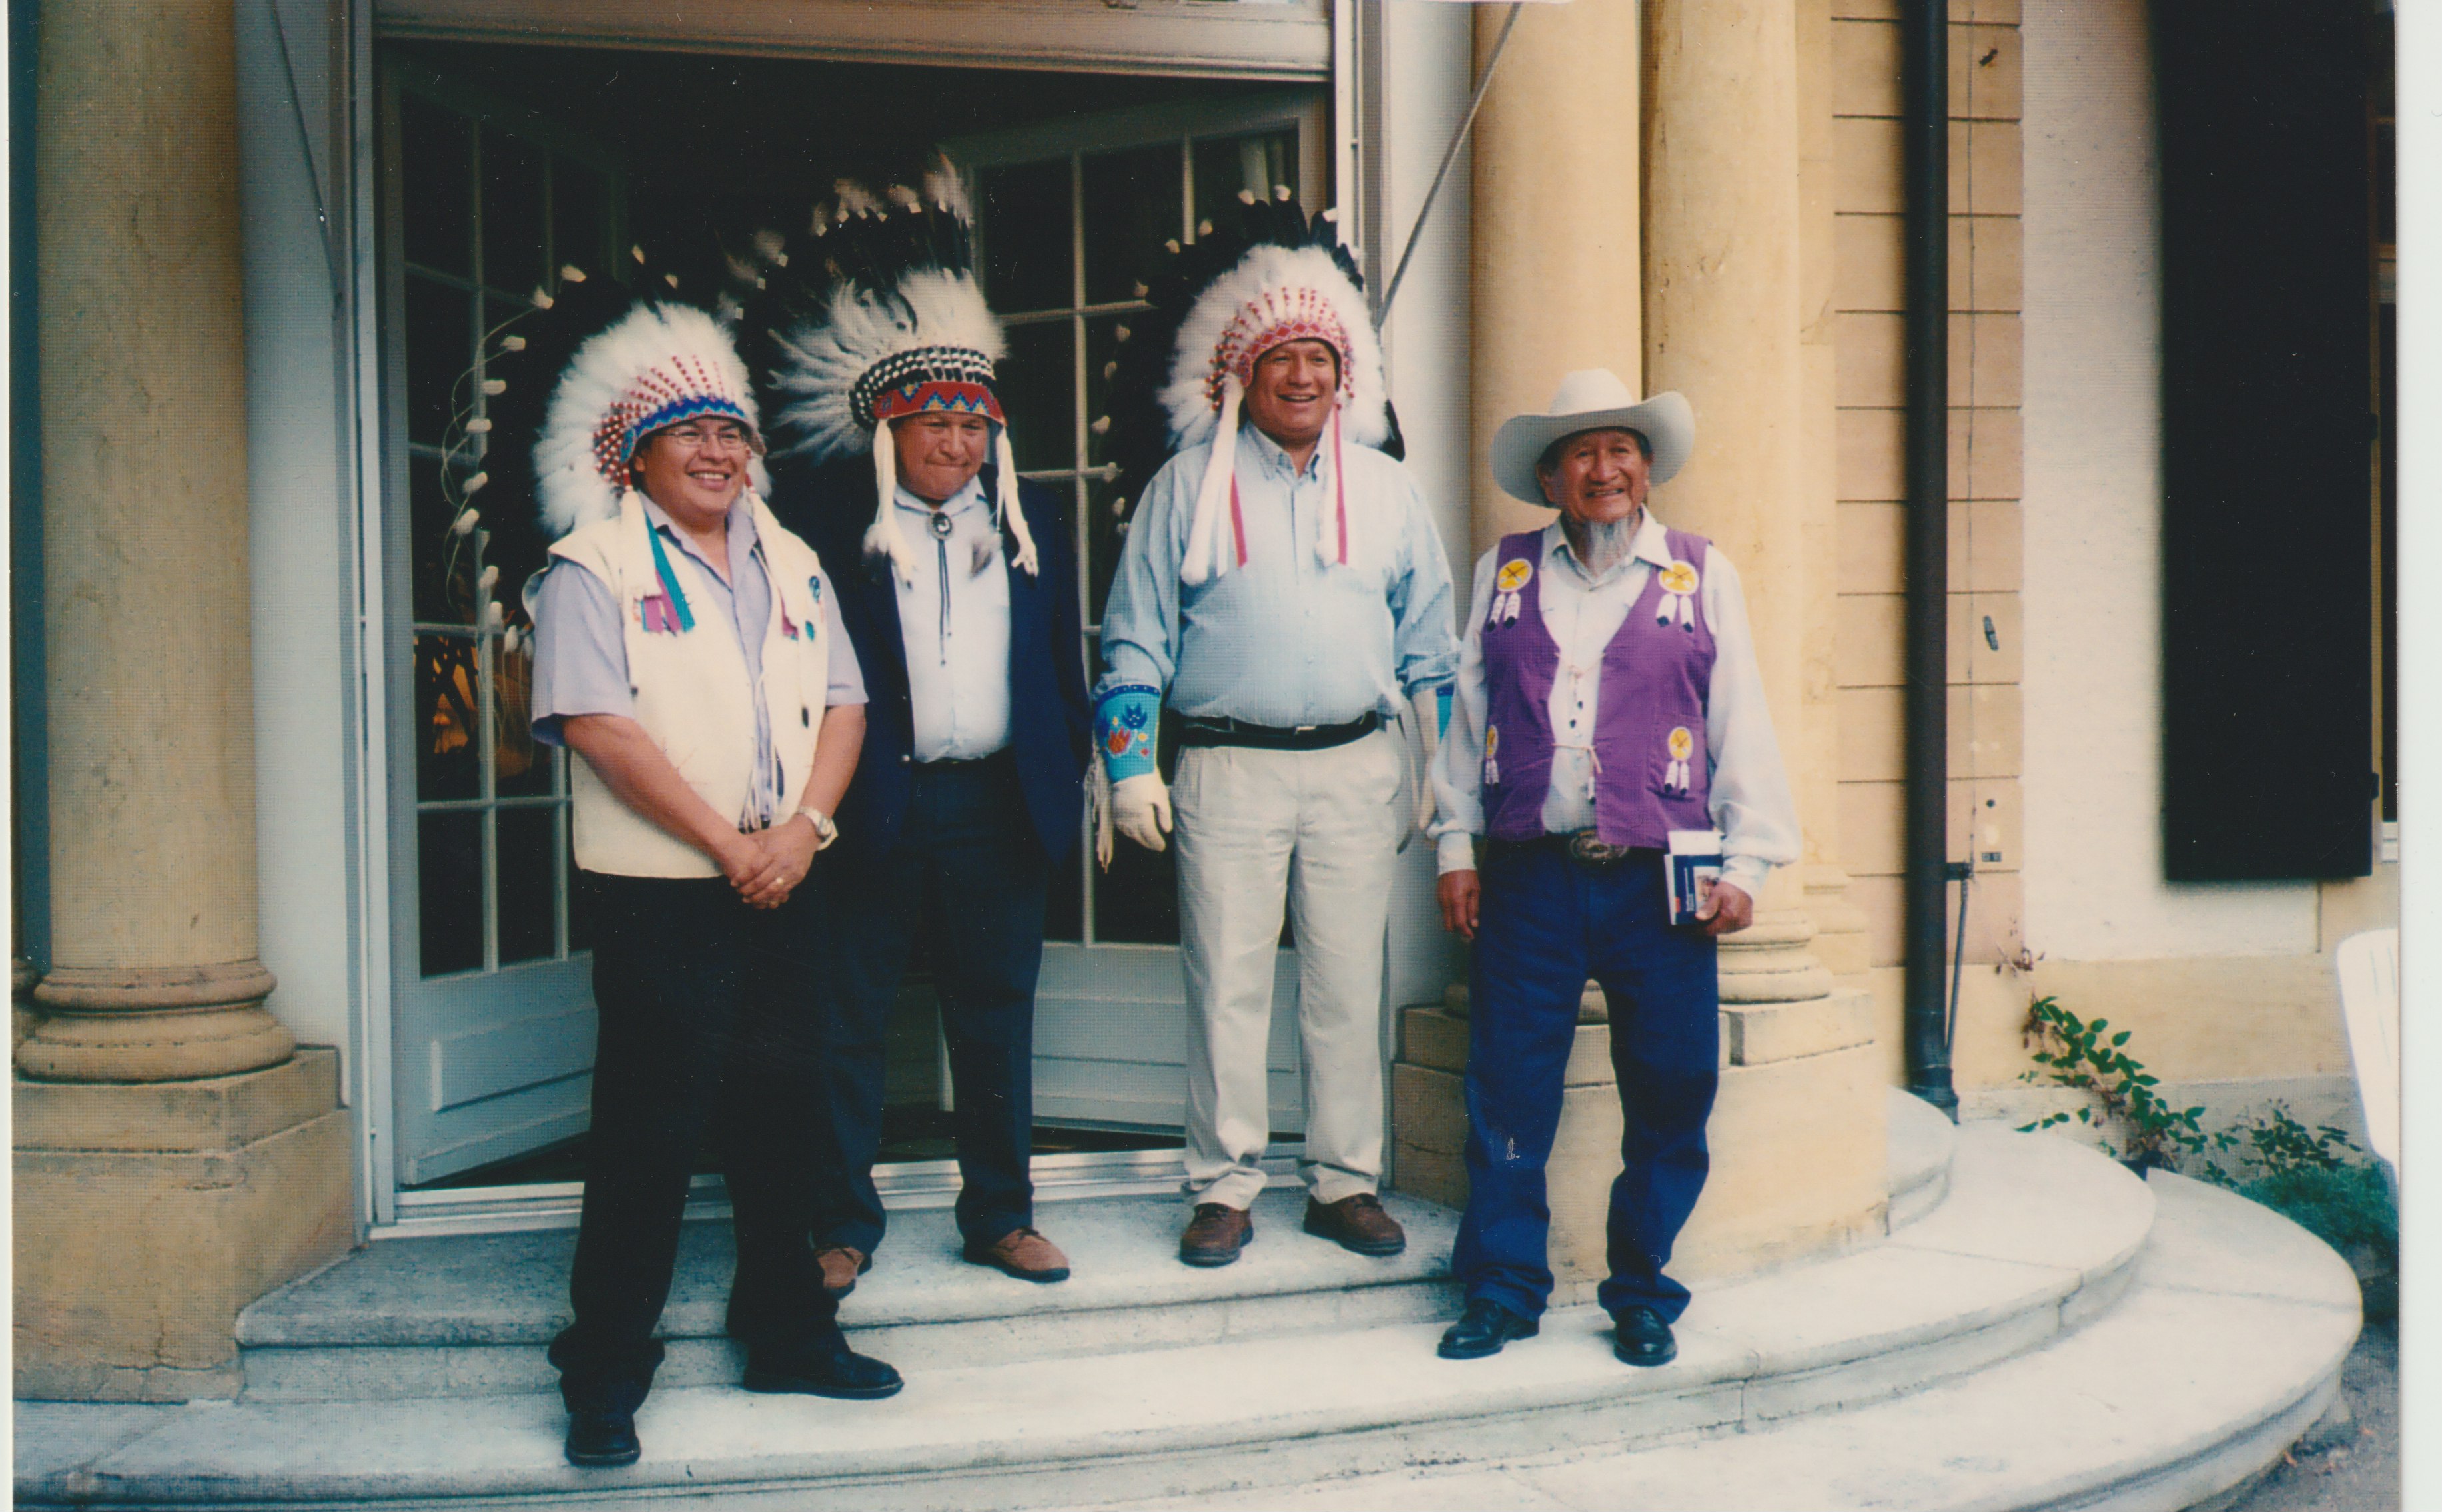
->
xmin=1566 ymin=829 xmax=1633 ymax=865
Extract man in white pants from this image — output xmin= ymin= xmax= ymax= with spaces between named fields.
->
xmin=1096 ymin=212 xmax=1458 ymax=1266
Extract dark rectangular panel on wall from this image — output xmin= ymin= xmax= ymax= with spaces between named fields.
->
xmin=2154 ymin=1 xmax=2373 ymax=881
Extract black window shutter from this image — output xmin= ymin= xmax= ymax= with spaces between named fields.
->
xmin=2154 ymin=1 xmax=2373 ymax=881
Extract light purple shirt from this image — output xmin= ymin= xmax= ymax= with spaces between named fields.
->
xmin=528 ymin=492 xmax=864 ymax=827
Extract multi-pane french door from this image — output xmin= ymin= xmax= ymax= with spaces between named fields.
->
xmin=378 ymin=59 xmax=626 ymax=1186
xmin=949 ymin=93 xmax=1327 ymax=1132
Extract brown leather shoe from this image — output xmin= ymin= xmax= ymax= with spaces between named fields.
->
xmin=814 ymin=1244 xmax=870 ymax=1297
xmin=1303 ymin=1193 xmax=1407 ymax=1256
xmin=964 ymin=1227 xmax=1072 ymax=1284
xmin=1179 ymin=1203 xmax=1254 ymax=1267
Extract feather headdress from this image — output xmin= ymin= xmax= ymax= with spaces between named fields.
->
xmin=739 ymin=165 xmax=1037 ymax=581
xmin=1100 ymin=189 xmax=1393 ymax=587
xmin=466 ymin=249 xmax=767 ymax=547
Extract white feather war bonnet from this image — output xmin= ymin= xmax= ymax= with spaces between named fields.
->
xmin=468 ymin=249 xmax=773 ymax=544
xmin=1102 ymin=189 xmax=1390 ymax=587
xmin=741 ymin=167 xmax=1038 ymax=581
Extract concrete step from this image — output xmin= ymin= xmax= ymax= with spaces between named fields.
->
xmin=237 ymin=1088 xmax=1952 ymax=1403
xmin=15 ymin=1128 xmax=2178 ymax=1509
xmin=234 ymin=1188 xmax=1464 ymax=1401
xmin=1078 ymin=1172 xmax=2364 ymax=1512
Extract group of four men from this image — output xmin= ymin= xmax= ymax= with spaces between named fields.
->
xmin=516 ymin=196 xmax=1796 ymax=1467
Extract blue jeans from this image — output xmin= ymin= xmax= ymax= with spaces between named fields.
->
xmin=1452 ymin=843 xmax=1719 ymax=1322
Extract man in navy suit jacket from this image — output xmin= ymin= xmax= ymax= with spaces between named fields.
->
xmin=770 ymin=411 xmax=1091 ymax=1291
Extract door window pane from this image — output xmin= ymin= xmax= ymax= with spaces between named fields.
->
xmin=414 ymin=633 xmax=483 ymax=803
xmin=553 ymin=160 xmax=608 ymax=276
xmin=494 ymin=641 xmax=551 ymax=797
xmin=496 ymin=806 xmax=559 ymax=965
xmin=418 ymin=811 xmax=484 ymax=977
xmin=1193 ymin=131 xmax=1297 ymax=231
xmin=400 ymin=93 xmax=471 ymax=276
xmin=980 ymin=159 xmax=1073 ymax=314
xmin=408 ymin=454 xmax=457 ymax=623
xmin=1082 ymin=146 xmax=1178 ymax=306
xmin=404 ymin=276 xmax=471 ymax=448
xmin=999 ymin=320 xmax=1076 ymax=472
xmin=480 ymin=130 xmax=548 ymax=294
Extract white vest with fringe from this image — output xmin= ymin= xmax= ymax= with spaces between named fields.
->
xmin=546 ymin=491 xmax=833 ymax=879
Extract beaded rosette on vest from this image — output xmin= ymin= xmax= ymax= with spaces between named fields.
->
xmin=737 ymin=169 xmax=1038 ymax=583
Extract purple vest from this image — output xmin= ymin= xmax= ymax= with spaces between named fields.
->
xmin=1479 ymin=526 xmax=1718 ymax=848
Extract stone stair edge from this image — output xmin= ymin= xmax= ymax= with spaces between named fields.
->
xmin=29 ymin=1133 xmax=2363 ymax=1512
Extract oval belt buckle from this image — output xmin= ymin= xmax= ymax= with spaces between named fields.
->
xmin=1567 ymin=829 xmax=1633 ymax=866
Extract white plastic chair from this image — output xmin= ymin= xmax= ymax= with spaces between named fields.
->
xmin=2335 ymin=927 xmax=2399 ymax=1198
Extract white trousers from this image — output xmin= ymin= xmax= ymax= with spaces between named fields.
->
xmin=1173 ymin=728 xmax=1406 ymax=1210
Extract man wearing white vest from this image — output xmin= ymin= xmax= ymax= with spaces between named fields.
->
xmin=520 ymin=298 xmax=898 ymax=1469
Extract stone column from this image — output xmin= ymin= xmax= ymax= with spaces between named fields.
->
xmin=21 ymin=0 xmax=291 ymax=1082
xmin=16 ymin=0 xmax=350 ymax=1402
xmin=1466 ymin=0 xmax=1645 ymax=555
xmin=1641 ymin=0 xmax=1886 ymax=1265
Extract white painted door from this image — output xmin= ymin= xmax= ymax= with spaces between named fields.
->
xmin=378 ymin=59 xmax=627 ymax=1186
xmin=947 ymin=93 xmax=1328 ymax=1136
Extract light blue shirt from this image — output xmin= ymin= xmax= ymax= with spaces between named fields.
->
xmin=528 ymin=492 xmax=864 ymax=827
xmin=893 ymin=478 xmax=1013 ymax=761
xmin=1097 ymin=425 xmax=1459 ymax=724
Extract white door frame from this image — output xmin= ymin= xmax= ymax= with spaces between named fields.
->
xmin=341 ymin=0 xmax=1370 ymax=1236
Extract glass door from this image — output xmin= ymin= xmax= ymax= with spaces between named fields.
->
xmin=948 ymin=93 xmax=1328 ymax=1133
xmin=378 ymin=58 xmax=627 ymax=1187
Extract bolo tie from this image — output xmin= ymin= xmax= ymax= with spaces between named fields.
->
xmin=929 ymin=508 xmax=954 ymax=666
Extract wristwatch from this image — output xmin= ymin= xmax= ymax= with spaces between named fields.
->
xmin=794 ymin=808 xmax=839 ymax=850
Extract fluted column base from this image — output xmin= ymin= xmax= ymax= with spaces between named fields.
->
xmin=21 ymin=960 xmax=292 ymax=1082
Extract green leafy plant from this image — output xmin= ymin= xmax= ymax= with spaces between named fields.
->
xmin=2015 ymin=995 xmax=2224 ymax=1168
xmin=2223 ymin=1105 xmax=2357 ymax=1178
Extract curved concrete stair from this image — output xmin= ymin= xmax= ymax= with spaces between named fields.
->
xmin=1080 ymin=1173 xmax=2363 ymax=1512
xmin=15 ymin=1124 xmax=2321 ymax=1511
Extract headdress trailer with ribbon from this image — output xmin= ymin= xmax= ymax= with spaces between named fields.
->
xmin=1100 ymin=187 xmax=1396 ymax=588
xmin=738 ymin=167 xmax=1038 ymax=583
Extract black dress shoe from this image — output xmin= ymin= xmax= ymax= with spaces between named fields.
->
xmin=1611 ymin=1305 xmax=1678 ymax=1367
xmin=564 ymin=1408 xmax=641 ymax=1467
xmin=1437 ymin=1297 xmax=1540 ymax=1360
xmin=743 ymin=1341 xmax=905 ymax=1400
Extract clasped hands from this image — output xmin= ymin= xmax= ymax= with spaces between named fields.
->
xmin=715 ymin=813 xmax=821 ymax=909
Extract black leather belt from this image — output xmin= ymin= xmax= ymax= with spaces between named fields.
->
xmin=1176 ymin=711 xmax=1380 ymax=751
xmin=1485 ymin=831 xmax=1663 ymax=868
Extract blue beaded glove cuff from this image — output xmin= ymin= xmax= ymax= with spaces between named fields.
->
xmin=1094 ymin=684 xmax=1162 ymax=782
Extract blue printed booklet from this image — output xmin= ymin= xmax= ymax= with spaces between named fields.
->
xmin=1666 ymin=829 xmax=1725 ymax=927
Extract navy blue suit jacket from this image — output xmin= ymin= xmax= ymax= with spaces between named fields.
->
xmin=769 ymin=458 xmax=1092 ymax=867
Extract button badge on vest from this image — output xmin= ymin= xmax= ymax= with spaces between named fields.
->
xmin=1663 ymin=725 xmax=1695 ymax=796
xmin=1483 ymin=723 xmax=1501 ymax=785
xmin=1655 ymin=560 xmax=1700 ymax=631
xmin=1491 ymin=558 xmax=1533 ymax=627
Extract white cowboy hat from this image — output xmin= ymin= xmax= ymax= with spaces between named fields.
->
xmin=1489 ymin=368 xmax=1695 ymax=505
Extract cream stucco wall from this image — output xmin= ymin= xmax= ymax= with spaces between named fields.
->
xmin=2019 ymin=0 xmax=2319 ymax=963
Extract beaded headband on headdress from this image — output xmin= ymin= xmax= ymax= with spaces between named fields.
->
xmin=589 ymin=350 xmax=763 ymax=487
xmin=1206 ymin=287 xmax=1355 ymax=412
xmin=852 ymin=346 xmax=1005 ymax=432
xmin=742 ymin=169 xmax=1038 ymax=581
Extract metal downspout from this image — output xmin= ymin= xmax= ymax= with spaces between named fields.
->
xmin=1902 ymin=0 xmax=1958 ymax=1115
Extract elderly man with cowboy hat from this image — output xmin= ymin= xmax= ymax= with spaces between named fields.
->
xmin=1427 ymin=368 xmax=1799 ymax=1367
